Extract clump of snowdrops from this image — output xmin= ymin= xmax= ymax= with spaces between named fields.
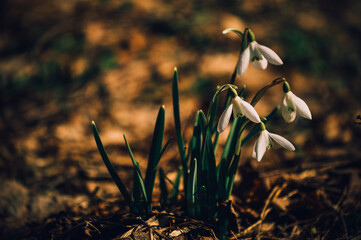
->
xmin=92 ymin=27 xmax=312 ymax=239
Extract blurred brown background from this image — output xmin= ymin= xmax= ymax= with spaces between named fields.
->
xmin=1 ymin=0 xmax=361 ymax=238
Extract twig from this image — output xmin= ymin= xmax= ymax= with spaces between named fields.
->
xmin=340 ymin=210 xmax=349 ymax=239
xmin=257 ymin=183 xmax=286 ymax=237
xmin=137 ymin=218 xmax=171 ymax=240
xmin=85 ymin=220 xmax=101 ymax=235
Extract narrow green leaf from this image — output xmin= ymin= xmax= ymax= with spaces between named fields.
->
xmin=205 ymin=128 xmax=218 ymax=218
xmin=238 ymin=85 xmax=246 ymax=98
xmin=160 ymin=137 xmax=172 ymax=159
xmin=158 ymin=168 xmax=169 ymax=207
xmin=123 ymin=134 xmax=148 ymax=213
xmin=144 ymin=106 xmax=165 ymax=207
xmin=187 ymin=158 xmax=197 ymax=217
xmin=172 ymin=68 xmax=188 ymax=196
xmin=170 ymin=168 xmax=182 ymax=205
xmin=225 ymin=153 xmax=241 ymax=199
xmin=92 ymin=121 xmax=134 ymax=211
xmin=132 ymin=169 xmax=142 ymax=214
xmin=190 ymin=112 xmax=202 ymax=166
xmin=192 ymin=160 xmax=198 ymax=202
xmin=172 ymin=68 xmax=186 ymax=162
xmin=198 ymin=110 xmax=207 ymax=138
xmin=199 ymin=186 xmax=207 ymax=219
xmin=218 ymin=117 xmax=245 ymax=199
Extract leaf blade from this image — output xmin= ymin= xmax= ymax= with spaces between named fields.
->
xmin=92 ymin=121 xmax=134 ymax=211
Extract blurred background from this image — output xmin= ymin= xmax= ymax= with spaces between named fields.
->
xmin=1 ymin=0 xmax=361 ymax=238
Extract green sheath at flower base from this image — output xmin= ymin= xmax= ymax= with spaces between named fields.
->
xmin=259 ymin=122 xmax=266 ymax=131
xmin=283 ymin=81 xmax=291 ymax=93
xmin=247 ymin=29 xmax=256 ymax=42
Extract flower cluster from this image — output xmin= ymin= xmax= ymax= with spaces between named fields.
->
xmin=218 ymin=28 xmax=312 ymax=162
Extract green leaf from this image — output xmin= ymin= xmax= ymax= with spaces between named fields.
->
xmin=123 ymin=134 xmax=149 ymax=213
xmin=204 ymin=128 xmax=218 ymax=218
xmin=170 ymin=168 xmax=182 ymax=205
xmin=172 ymin=68 xmax=188 ymax=194
xmin=187 ymin=158 xmax=197 ymax=217
xmin=225 ymin=153 xmax=241 ymax=199
xmin=144 ymin=106 xmax=165 ymax=208
xmin=190 ymin=112 xmax=202 ymax=171
xmin=158 ymin=168 xmax=169 ymax=207
xmin=199 ymin=110 xmax=207 ymax=138
xmin=208 ymin=93 xmax=219 ymax=134
xmin=218 ymin=117 xmax=245 ymax=199
xmin=132 ymin=169 xmax=142 ymax=214
xmin=92 ymin=122 xmax=134 ymax=211
xmin=199 ymin=186 xmax=207 ymax=219
xmin=238 ymin=85 xmax=246 ymax=97
xmin=160 ymin=137 xmax=172 ymax=159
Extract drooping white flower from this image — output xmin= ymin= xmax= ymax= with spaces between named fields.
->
xmin=236 ymin=41 xmax=283 ymax=76
xmin=252 ymin=123 xmax=295 ymax=162
xmin=217 ymin=96 xmax=261 ymax=133
xmin=281 ymin=82 xmax=312 ymax=123
xmin=223 ymin=29 xmax=283 ymax=76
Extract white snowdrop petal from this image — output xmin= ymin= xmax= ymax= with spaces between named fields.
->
xmin=281 ymin=94 xmax=296 ymax=123
xmin=252 ymin=56 xmax=268 ymax=70
xmin=236 ymin=46 xmax=250 ymax=76
xmin=232 ymin=97 xmax=243 ymax=118
xmin=235 ymin=97 xmax=261 ymax=123
xmin=217 ymin=103 xmax=233 ymax=133
xmin=256 ymin=131 xmax=269 ymax=161
xmin=257 ymin=44 xmax=283 ymax=65
xmin=268 ymin=133 xmax=295 ymax=151
xmin=289 ymin=92 xmax=312 ymax=120
xmin=252 ymin=139 xmax=258 ymax=158
xmin=249 ymin=41 xmax=263 ymax=61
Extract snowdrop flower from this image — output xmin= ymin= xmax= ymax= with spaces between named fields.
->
xmin=217 ymin=89 xmax=261 ymax=133
xmin=226 ymin=29 xmax=283 ymax=77
xmin=253 ymin=122 xmax=295 ymax=162
xmin=281 ymin=81 xmax=312 ymax=123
